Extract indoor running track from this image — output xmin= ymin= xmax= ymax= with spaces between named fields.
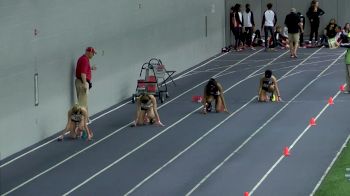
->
xmin=1 ymin=47 xmax=350 ymax=196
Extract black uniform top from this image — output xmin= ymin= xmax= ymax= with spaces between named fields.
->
xmin=71 ymin=113 xmax=82 ymax=123
xmin=262 ymin=78 xmax=273 ymax=91
xmin=306 ymin=8 xmax=325 ymax=24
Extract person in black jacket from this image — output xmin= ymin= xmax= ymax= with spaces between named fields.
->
xmin=306 ymin=0 xmax=325 ymax=44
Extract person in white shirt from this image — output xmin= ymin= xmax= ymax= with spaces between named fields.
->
xmin=261 ymin=3 xmax=277 ymax=50
xmin=243 ymin=4 xmax=255 ymax=50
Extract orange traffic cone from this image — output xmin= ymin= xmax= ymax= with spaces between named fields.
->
xmin=284 ymin=147 xmax=290 ymax=157
xmin=328 ymin=97 xmax=334 ymax=105
xmin=309 ymin=117 xmax=316 ymax=126
xmin=340 ymin=84 xmax=345 ymax=92
xmin=244 ymin=192 xmax=250 ymax=196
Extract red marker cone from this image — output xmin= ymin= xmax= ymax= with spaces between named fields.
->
xmin=309 ymin=117 xmax=316 ymax=126
xmin=244 ymin=192 xmax=250 ymax=196
xmin=284 ymin=147 xmax=290 ymax=157
xmin=328 ymin=97 xmax=334 ymax=105
xmin=340 ymin=84 xmax=345 ymax=92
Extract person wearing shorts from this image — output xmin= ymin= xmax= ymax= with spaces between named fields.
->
xmin=202 ymin=78 xmax=228 ymax=114
xmin=132 ymin=93 xmax=164 ymax=126
xmin=58 ymin=104 xmax=93 ymax=141
xmin=258 ymin=70 xmax=282 ymax=102
xmin=285 ymin=8 xmax=303 ymax=58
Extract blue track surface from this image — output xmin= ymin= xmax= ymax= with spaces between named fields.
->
xmin=1 ymin=47 xmax=349 ymax=196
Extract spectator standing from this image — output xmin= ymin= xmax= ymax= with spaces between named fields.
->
xmin=343 ymin=23 xmax=350 ymax=35
xmin=230 ymin=6 xmax=235 ymax=48
xmin=297 ymin=12 xmax=306 ymax=47
xmin=285 ymin=8 xmax=303 ymax=58
xmin=262 ymin=3 xmax=277 ymax=50
xmin=242 ymin=3 xmax=255 ymax=50
xmin=75 ymin=47 xmax=97 ymax=117
xmin=306 ymin=0 xmax=325 ymax=44
xmin=231 ymin=4 xmax=243 ymax=51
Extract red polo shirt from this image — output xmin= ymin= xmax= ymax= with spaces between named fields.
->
xmin=75 ymin=55 xmax=91 ymax=81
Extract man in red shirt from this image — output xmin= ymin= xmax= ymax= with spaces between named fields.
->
xmin=75 ymin=47 xmax=97 ymax=117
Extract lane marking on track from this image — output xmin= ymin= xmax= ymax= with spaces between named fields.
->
xmin=185 ymin=47 xmax=326 ymax=195
xmin=61 ymin=50 xmax=291 ymax=196
xmin=126 ymin=62 xmax=314 ymax=195
xmin=0 ymin=52 xmax=230 ymax=168
xmin=248 ymin=52 xmax=345 ymax=196
xmin=1 ymin=50 xmax=263 ymax=195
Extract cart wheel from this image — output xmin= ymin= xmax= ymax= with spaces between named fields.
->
xmin=166 ymin=92 xmax=169 ymax=98
xmin=131 ymin=94 xmax=136 ymax=103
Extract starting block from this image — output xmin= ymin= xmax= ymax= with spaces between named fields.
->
xmin=192 ymin=95 xmax=203 ymax=103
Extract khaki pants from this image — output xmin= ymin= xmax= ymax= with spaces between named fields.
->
xmin=75 ymin=78 xmax=88 ymax=111
xmin=288 ymin=33 xmax=300 ymax=45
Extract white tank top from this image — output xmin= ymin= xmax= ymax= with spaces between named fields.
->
xmin=264 ymin=10 xmax=275 ymax=27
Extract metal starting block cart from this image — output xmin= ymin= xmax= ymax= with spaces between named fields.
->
xmin=131 ymin=58 xmax=176 ymax=103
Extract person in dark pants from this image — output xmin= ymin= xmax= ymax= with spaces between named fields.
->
xmin=231 ymin=4 xmax=243 ymax=51
xmin=262 ymin=3 xmax=277 ymax=50
xmin=243 ymin=3 xmax=255 ymax=50
xmin=297 ymin=12 xmax=306 ymax=47
xmin=230 ymin=6 xmax=234 ymax=48
xmin=306 ymin=0 xmax=325 ymax=44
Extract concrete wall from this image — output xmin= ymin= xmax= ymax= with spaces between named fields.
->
xmin=225 ymin=0 xmax=350 ymax=45
xmin=0 ymin=0 xmax=225 ymax=159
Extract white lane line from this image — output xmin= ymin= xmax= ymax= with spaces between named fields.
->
xmin=249 ymin=52 xmax=345 ymax=196
xmin=310 ymin=132 xmax=350 ymax=196
xmin=62 ymin=107 xmax=204 ymax=196
xmin=126 ymin=51 xmax=308 ymax=195
xmin=1 ymin=50 xmax=263 ymax=196
xmin=124 ymin=96 xmax=257 ymax=195
xmin=182 ymin=55 xmax=337 ymax=80
xmin=62 ymin=50 xmax=287 ymax=196
xmin=185 ymin=48 xmax=325 ymax=195
xmin=0 ymin=52 xmax=229 ymax=168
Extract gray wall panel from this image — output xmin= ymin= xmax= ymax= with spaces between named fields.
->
xmin=0 ymin=0 xmax=225 ymax=159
